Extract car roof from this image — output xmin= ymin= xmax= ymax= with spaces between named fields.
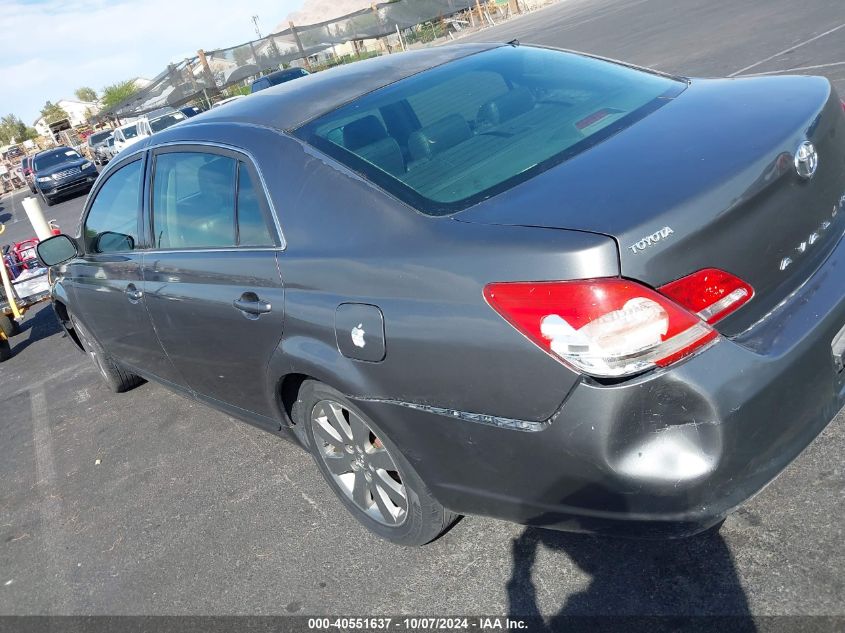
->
xmin=182 ymin=43 xmax=500 ymax=133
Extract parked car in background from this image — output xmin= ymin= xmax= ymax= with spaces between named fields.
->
xmin=94 ymin=134 xmax=114 ymax=166
xmin=87 ymin=129 xmax=114 ymax=166
xmin=32 ymin=145 xmax=98 ymax=206
xmin=38 ymin=44 xmax=845 ymax=546
xmin=179 ymin=106 xmax=203 ymax=118
xmin=21 ymin=156 xmax=36 ymax=193
xmin=211 ymin=95 xmax=245 ymax=109
xmin=103 ymin=136 xmax=117 ymax=161
xmin=112 ymin=120 xmax=143 ymax=154
xmin=250 ymin=67 xmax=310 ymax=93
xmin=138 ymin=110 xmax=187 ymax=137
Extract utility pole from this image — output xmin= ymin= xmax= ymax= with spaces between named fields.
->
xmin=252 ymin=15 xmax=262 ymax=39
xmin=289 ymin=21 xmax=312 ymax=69
xmin=197 ymin=49 xmax=221 ymax=99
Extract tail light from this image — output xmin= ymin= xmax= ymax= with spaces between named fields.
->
xmin=659 ymin=268 xmax=753 ymax=324
xmin=486 ymin=269 xmax=753 ymax=378
xmin=484 ymin=279 xmax=717 ymax=378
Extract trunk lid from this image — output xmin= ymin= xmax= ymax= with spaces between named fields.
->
xmin=457 ymin=75 xmax=845 ymax=335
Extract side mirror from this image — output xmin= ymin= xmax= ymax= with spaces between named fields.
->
xmin=93 ymin=231 xmax=135 ymax=253
xmin=36 ymin=234 xmax=78 ymax=267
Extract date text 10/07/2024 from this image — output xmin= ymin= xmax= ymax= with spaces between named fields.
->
xmin=307 ymin=617 xmax=529 ymax=630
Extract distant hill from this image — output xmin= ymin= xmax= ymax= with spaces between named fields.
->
xmin=281 ymin=0 xmax=372 ymax=28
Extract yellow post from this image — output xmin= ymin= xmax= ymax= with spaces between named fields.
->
xmin=0 ymin=223 xmax=22 ymax=319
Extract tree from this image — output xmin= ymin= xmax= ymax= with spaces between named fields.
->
xmin=40 ymin=101 xmax=70 ymax=125
xmin=100 ymin=79 xmax=139 ymax=110
xmin=75 ymin=86 xmax=98 ymax=102
xmin=0 ymin=114 xmax=38 ymax=145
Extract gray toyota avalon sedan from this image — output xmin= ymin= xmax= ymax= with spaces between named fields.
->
xmin=38 ymin=43 xmax=845 ymax=545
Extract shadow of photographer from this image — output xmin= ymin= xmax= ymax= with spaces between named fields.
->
xmin=505 ymin=508 xmax=755 ymax=632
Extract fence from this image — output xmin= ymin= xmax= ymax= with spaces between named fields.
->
xmin=100 ymin=0 xmax=500 ymax=120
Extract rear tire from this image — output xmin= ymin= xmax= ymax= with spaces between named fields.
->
xmin=297 ymin=379 xmax=459 ymax=546
xmin=0 ymin=315 xmax=19 ymax=338
xmin=70 ymin=314 xmax=143 ymax=393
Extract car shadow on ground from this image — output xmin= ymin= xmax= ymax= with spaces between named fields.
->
xmin=506 ymin=522 xmax=755 ymax=632
xmin=10 ymin=304 xmax=63 ymax=356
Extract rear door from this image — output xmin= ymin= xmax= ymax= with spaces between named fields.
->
xmin=68 ymin=155 xmax=185 ymax=387
xmin=142 ymin=145 xmax=285 ymax=425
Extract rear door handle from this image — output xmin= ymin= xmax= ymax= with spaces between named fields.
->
xmin=233 ymin=292 xmax=272 ymax=318
xmin=125 ymin=284 xmax=143 ymax=303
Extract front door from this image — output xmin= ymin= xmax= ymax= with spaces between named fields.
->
xmin=70 ymin=155 xmax=184 ymax=387
xmin=141 ymin=147 xmax=285 ymax=424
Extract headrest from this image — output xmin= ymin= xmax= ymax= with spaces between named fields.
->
xmin=477 ymin=88 xmax=536 ymax=128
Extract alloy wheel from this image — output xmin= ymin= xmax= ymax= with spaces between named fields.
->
xmin=310 ymin=399 xmax=408 ymax=526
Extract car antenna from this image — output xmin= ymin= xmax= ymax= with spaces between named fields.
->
xmin=507 ymin=38 xmax=520 ymax=47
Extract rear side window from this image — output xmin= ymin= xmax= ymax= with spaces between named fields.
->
xmin=236 ymin=162 xmax=274 ymax=246
xmin=296 ymin=46 xmax=684 ymax=215
xmin=84 ymin=160 xmax=143 ymax=253
xmin=152 ymin=152 xmax=236 ymax=249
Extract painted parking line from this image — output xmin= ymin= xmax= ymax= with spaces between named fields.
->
xmin=30 ymin=383 xmax=72 ymax=610
xmin=740 ymin=60 xmax=845 ymax=77
xmin=1 ymin=361 xmax=89 ymax=403
xmin=729 ymin=22 xmax=845 ymax=77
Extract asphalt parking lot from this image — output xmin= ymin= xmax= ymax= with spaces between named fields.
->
xmin=1 ymin=0 xmax=845 ymax=623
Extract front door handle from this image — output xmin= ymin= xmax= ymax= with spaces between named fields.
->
xmin=233 ymin=292 xmax=272 ymax=318
xmin=125 ymin=284 xmax=143 ymax=303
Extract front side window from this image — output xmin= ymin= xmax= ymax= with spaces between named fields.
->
xmin=296 ymin=46 xmax=684 ymax=215
xmin=152 ymin=152 xmax=236 ymax=249
xmin=83 ymin=160 xmax=143 ymax=253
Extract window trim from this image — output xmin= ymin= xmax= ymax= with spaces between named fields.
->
xmin=145 ymin=141 xmax=285 ymax=253
xmin=79 ymin=153 xmax=146 ymax=256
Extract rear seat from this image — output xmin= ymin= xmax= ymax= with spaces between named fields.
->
xmin=408 ymin=114 xmax=473 ymax=163
xmin=342 ymin=115 xmax=406 ymax=176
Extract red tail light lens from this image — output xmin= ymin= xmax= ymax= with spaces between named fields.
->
xmin=484 ymin=279 xmax=717 ymax=378
xmin=659 ymin=268 xmax=754 ymax=324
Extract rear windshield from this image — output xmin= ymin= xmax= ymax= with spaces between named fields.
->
xmin=122 ymin=125 xmax=139 ymax=139
xmin=295 ymin=46 xmax=684 ymax=215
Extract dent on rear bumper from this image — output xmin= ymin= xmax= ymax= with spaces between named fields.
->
xmin=352 ymin=234 xmax=845 ymax=535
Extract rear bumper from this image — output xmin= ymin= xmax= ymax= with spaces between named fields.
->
xmin=352 ymin=232 xmax=845 ymax=537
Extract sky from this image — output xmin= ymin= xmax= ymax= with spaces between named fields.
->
xmin=0 ymin=0 xmax=305 ymax=125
